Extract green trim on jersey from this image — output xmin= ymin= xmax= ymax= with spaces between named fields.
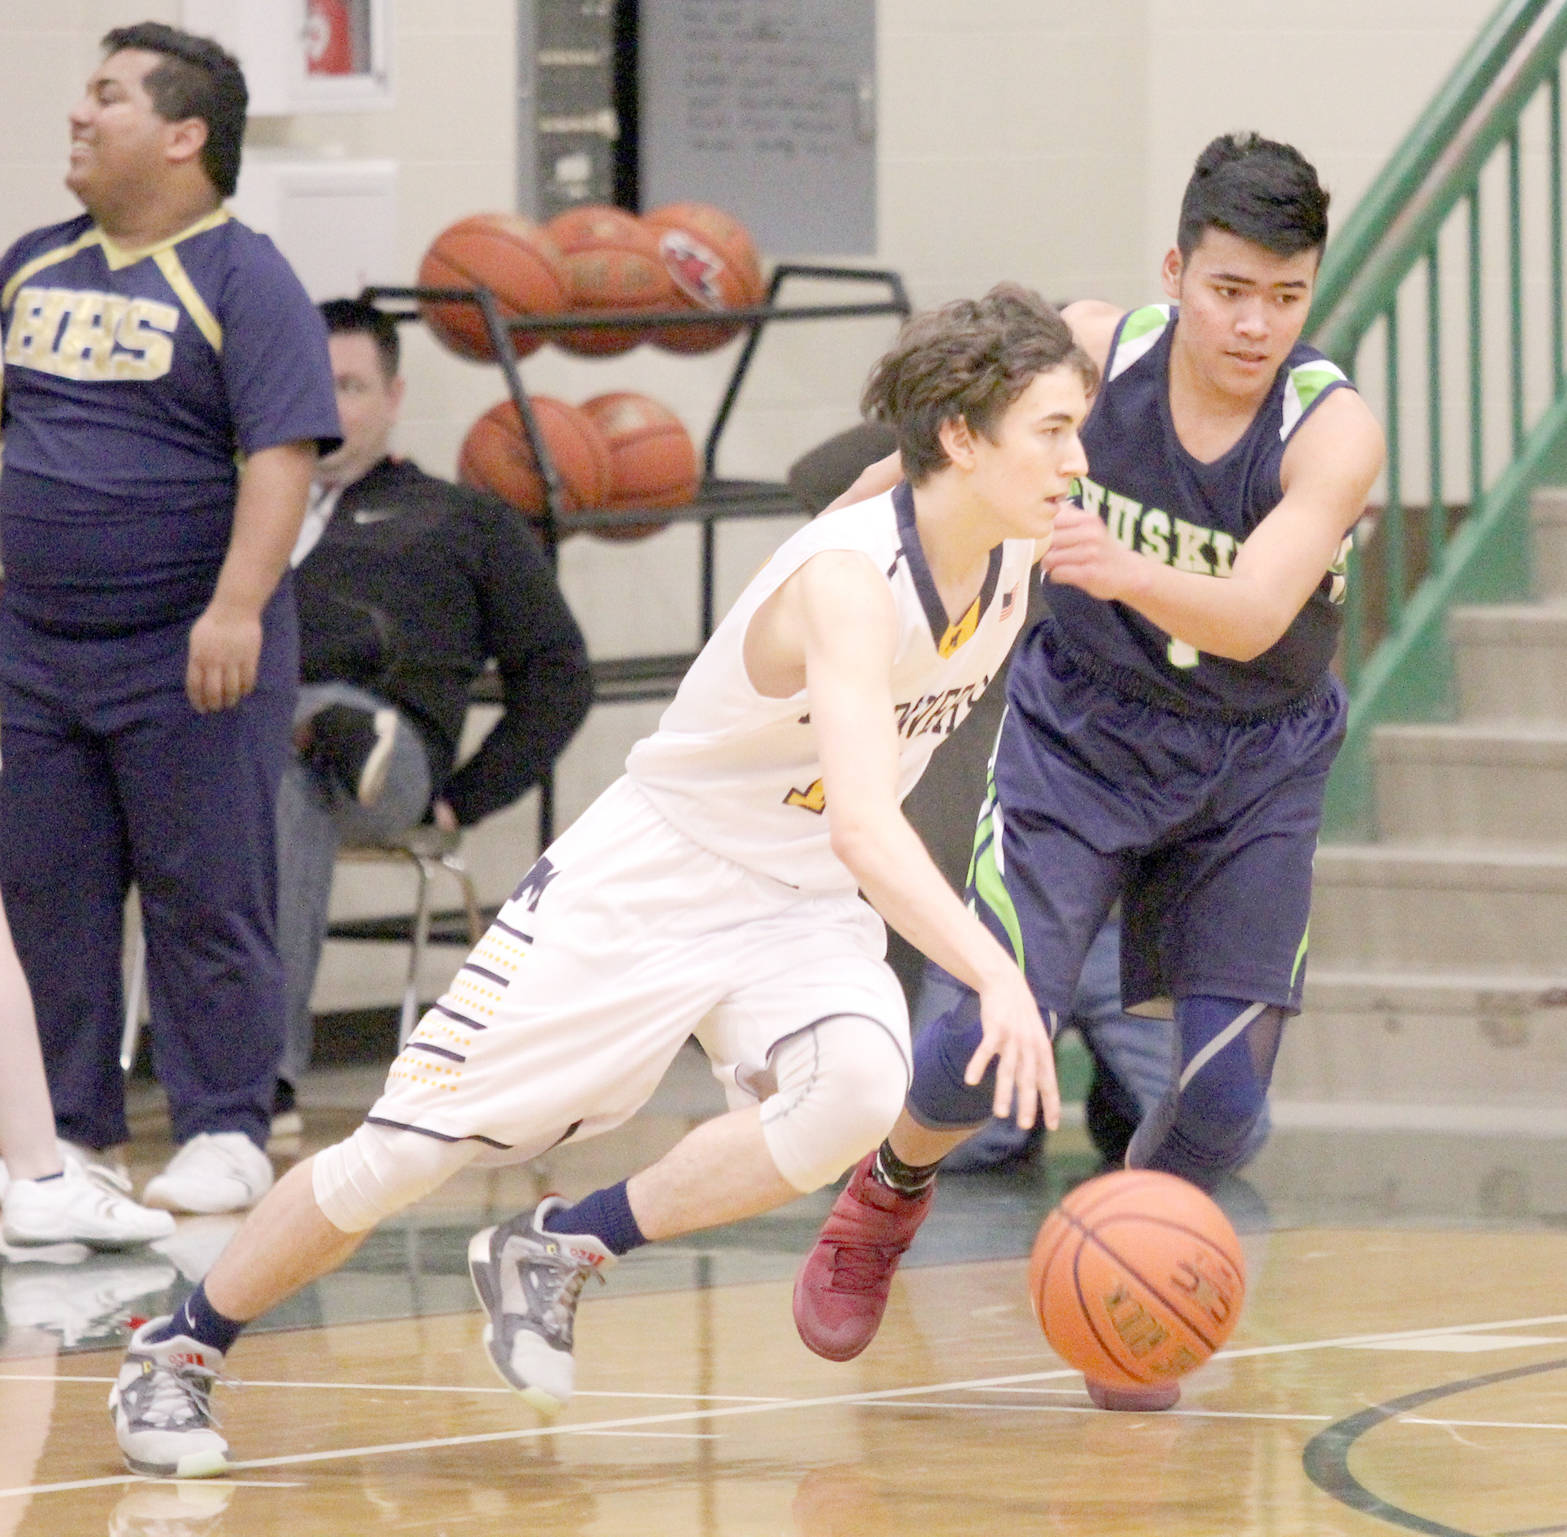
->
xmin=1281 ymin=358 xmax=1349 ymax=440
xmin=1107 ymin=305 xmax=1172 ymax=382
xmin=1290 ymin=922 xmax=1310 ymax=988
xmin=965 ymin=774 xmax=1025 ymax=972
xmin=1120 ymin=304 xmax=1171 ymax=344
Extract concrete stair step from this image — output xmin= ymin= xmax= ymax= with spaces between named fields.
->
xmin=1370 ymin=722 xmax=1567 ymax=845
xmin=1531 ymin=485 xmax=1567 ymax=600
xmin=1310 ymin=843 xmax=1567 ymax=973
xmin=1278 ymin=968 xmax=1567 ymax=1111
xmin=1450 ymin=600 xmax=1567 ymax=722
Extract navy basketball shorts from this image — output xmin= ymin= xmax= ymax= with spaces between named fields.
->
xmin=966 ymin=645 xmax=1348 ymax=1021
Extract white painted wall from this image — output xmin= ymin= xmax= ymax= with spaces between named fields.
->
xmin=0 ymin=0 xmax=1499 ymax=1007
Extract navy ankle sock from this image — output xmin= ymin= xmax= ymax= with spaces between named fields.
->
xmin=147 ymin=1282 xmax=245 ymax=1356
xmin=541 ymin=1181 xmax=647 ymax=1256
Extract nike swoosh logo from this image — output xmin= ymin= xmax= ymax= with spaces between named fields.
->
xmin=352 ymin=508 xmax=398 ymax=524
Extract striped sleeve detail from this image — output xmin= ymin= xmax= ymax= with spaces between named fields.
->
xmin=1 ymin=230 xmax=103 ymax=311
xmin=1107 ymin=305 xmax=1171 ymax=382
xmin=152 ymin=248 xmax=222 ymax=354
xmin=1280 ymin=359 xmax=1350 ymax=441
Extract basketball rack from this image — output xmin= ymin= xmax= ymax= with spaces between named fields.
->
xmin=363 ymin=264 xmax=912 ymax=844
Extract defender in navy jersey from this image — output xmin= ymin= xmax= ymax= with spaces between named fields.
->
xmin=795 ymin=133 xmax=1385 ymax=1403
xmin=0 ymin=25 xmax=338 ymax=1218
xmin=108 ymin=287 xmax=1095 ymax=1477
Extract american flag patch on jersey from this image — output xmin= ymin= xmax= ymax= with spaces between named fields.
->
xmin=1001 ymin=585 xmax=1018 ymax=618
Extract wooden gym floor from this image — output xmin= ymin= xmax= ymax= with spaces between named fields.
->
xmin=1 ymin=1046 xmax=1564 ymax=1537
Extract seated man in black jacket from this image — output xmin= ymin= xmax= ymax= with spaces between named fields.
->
xmin=276 ymin=298 xmax=592 ymax=1122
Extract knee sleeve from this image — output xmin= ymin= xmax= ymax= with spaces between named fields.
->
xmin=1136 ymin=998 xmax=1282 ymax=1190
xmin=759 ymin=1014 xmax=909 ymax=1194
xmin=312 ymin=1121 xmax=479 ymax=1233
xmin=907 ymin=982 xmax=1059 ymax=1130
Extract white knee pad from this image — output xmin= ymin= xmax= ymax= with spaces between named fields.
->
xmin=760 ymin=1013 xmax=909 ymax=1194
xmin=312 ymin=1121 xmax=479 ymax=1233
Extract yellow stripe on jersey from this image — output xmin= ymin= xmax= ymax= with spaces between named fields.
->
xmin=1 ymin=230 xmax=103 ymax=311
xmin=152 ymin=247 xmax=222 ymax=354
xmin=938 ymin=595 xmax=982 ymax=656
xmin=95 ymin=207 xmax=229 ymax=270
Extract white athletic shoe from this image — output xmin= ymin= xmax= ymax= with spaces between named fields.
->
xmin=2 ymin=1160 xmax=175 ymax=1249
xmin=142 ymin=1134 xmax=273 ymax=1215
xmin=467 ymin=1197 xmax=615 ymax=1412
xmin=110 ymin=1317 xmax=230 ymax=1478
xmin=0 ymin=1137 xmax=128 ymax=1198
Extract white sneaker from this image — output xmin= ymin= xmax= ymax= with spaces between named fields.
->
xmin=0 ymin=1136 xmax=126 ymax=1197
xmin=3 ymin=1161 xmax=175 ymax=1248
xmin=110 ymin=1317 xmax=229 ymax=1478
xmin=142 ymin=1134 xmax=273 ymax=1215
xmin=466 ymin=1196 xmax=615 ymax=1412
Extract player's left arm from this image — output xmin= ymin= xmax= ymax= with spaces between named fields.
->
xmin=792 ymin=555 xmax=1059 ymax=1129
xmin=186 ymin=439 xmax=316 ymax=712
xmin=1042 ymin=388 xmax=1385 ymax=660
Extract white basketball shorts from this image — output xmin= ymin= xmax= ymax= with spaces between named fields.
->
xmin=364 ymin=776 xmax=911 ymax=1164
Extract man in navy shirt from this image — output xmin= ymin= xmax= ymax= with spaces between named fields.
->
xmin=0 ymin=23 xmax=340 ymax=1214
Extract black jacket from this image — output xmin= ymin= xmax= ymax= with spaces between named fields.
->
xmin=294 ymin=456 xmax=591 ymax=825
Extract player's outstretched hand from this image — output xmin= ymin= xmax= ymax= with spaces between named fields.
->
xmin=1038 ymin=504 xmax=1140 ymax=601
xmin=186 ymin=604 xmax=262 ymax=712
xmin=966 ymin=968 xmax=1060 ymax=1132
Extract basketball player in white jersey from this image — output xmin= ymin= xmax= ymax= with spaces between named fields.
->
xmin=110 ymin=283 xmax=1096 ymax=1478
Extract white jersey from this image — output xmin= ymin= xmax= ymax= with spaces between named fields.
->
xmin=627 ymin=482 xmax=1036 ymax=895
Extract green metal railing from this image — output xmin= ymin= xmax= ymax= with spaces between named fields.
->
xmin=1308 ymin=0 xmax=1567 ymax=837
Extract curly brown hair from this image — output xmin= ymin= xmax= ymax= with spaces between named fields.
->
xmin=861 ymin=284 xmax=1096 ymax=485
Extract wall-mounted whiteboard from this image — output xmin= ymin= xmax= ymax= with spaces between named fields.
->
xmin=637 ymin=0 xmax=875 ymax=255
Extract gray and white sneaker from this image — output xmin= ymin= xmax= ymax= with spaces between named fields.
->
xmin=3 ymin=1161 xmax=175 ymax=1249
xmin=143 ymin=1134 xmax=273 ymax=1215
xmin=109 ymin=1317 xmax=230 ymax=1478
xmin=467 ymin=1197 xmax=615 ymax=1412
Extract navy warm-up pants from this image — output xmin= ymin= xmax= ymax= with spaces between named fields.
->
xmin=0 ymin=589 xmax=297 ymax=1151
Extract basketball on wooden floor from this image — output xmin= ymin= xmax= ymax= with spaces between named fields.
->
xmin=1028 ymin=1169 xmax=1245 ymax=1391
xmin=457 ymin=397 xmax=613 ymax=529
xmin=416 ymin=213 xmax=570 ymax=361
xmin=545 ymin=204 xmax=678 ymax=356
xmin=581 ymin=392 xmax=700 ymax=541
xmin=643 ymin=201 xmax=766 ymax=353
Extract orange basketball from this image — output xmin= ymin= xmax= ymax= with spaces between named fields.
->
xmin=1028 ymin=1169 xmax=1245 ymax=1391
xmin=545 ymin=205 xmax=678 ymax=356
xmin=417 ymin=213 xmax=570 ymax=361
xmin=580 ymin=392 xmax=700 ymax=541
xmin=457 ymin=397 xmax=613 ymax=530
xmin=642 ymin=202 xmax=766 ymax=353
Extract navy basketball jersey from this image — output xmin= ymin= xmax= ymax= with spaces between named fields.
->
xmin=0 ymin=209 xmax=337 ymax=633
xmin=1041 ymin=304 xmax=1354 ymax=719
